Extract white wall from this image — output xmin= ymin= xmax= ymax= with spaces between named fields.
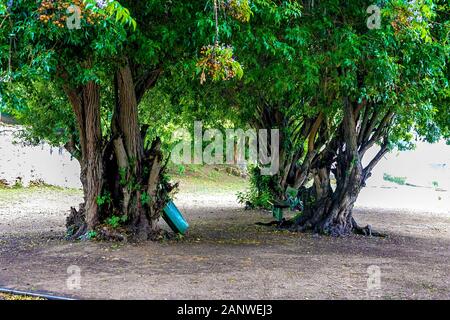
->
xmin=0 ymin=125 xmax=81 ymax=188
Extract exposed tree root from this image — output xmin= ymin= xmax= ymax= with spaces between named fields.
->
xmin=256 ymin=216 xmax=387 ymax=238
xmin=351 ymin=218 xmax=387 ymax=238
xmin=93 ymin=226 xmax=170 ymax=242
xmin=66 ymin=205 xmax=87 ymax=240
xmin=96 ymin=226 xmax=128 ymax=242
xmin=255 ymin=218 xmax=294 ymax=228
xmin=66 ymin=206 xmax=174 ymax=242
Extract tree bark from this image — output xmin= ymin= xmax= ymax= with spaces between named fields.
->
xmin=291 ymin=99 xmax=386 ymax=237
xmin=109 ymin=62 xmax=158 ymax=240
xmin=64 ymin=81 xmax=103 ymax=237
xmin=83 ymin=82 xmax=103 ymax=230
xmin=64 ymin=62 xmax=171 ymax=241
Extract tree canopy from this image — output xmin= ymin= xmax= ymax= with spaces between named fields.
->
xmin=1 ymin=0 xmax=448 ymax=239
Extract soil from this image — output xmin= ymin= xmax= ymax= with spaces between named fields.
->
xmin=0 ymin=178 xmax=449 ymax=300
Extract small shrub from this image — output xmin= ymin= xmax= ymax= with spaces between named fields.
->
xmin=0 ymin=179 xmax=9 ymax=188
xmin=237 ymin=166 xmax=280 ymax=209
xmin=177 ymin=165 xmax=186 ymax=175
xmin=29 ymin=179 xmax=47 ymax=187
xmin=12 ymin=178 xmax=23 ymax=189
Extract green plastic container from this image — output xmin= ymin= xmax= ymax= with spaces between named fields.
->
xmin=162 ymin=201 xmax=189 ymax=235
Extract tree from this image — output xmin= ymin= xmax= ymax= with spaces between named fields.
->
xmin=213 ymin=0 xmax=448 ymax=235
xmin=289 ymin=0 xmax=449 ymax=236
xmin=247 ymin=0 xmax=449 ymax=235
xmin=0 ymin=0 xmax=247 ymax=240
xmin=1 ymin=0 xmax=448 ymax=239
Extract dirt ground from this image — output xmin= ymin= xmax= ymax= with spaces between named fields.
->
xmin=0 ymin=173 xmax=449 ymax=300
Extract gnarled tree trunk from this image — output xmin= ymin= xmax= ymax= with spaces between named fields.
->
xmin=64 ymin=62 xmax=171 ymax=241
xmin=291 ymin=98 xmax=388 ymax=237
xmin=107 ymin=61 xmax=164 ymax=240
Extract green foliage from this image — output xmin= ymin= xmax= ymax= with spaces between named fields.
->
xmin=222 ymin=0 xmax=253 ymax=23
xmin=0 ymin=0 xmax=247 ymax=157
xmin=96 ymin=191 xmax=112 ymax=207
xmin=140 ymin=192 xmax=151 ymax=206
xmin=86 ymin=230 xmax=98 ymax=239
xmin=196 ymin=44 xmax=243 ymax=84
xmin=118 ymin=168 xmax=128 ymax=186
xmin=85 ymin=0 xmax=137 ymax=29
xmin=2 ymin=80 xmax=76 ymax=148
xmin=177 ymin=165 xmax=186 ymax=176
xmin=383 ymin=173 xmax=407 ymax=185
xmin=106 ymin=215 xmax=127 ymax=229
xmin=12 ymin=179 xmax=24 ymax=189
xmin=237 ymin=166 xmax=280 ymax=209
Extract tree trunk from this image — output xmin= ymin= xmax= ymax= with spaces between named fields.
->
xmin=65 ymin=63 xmax=171 ymax=241
xmin=296 ymin=161 xmax=363 ymax=236
xmin=106 ymin=62 xmax=167 ymax=240
xmin=83 ymin=82 xmax=103 ymax=230
xmin=292 ymin=99 xmax=383 ymax=236
xmin=64 ymin=81 xmax=103 ymax=238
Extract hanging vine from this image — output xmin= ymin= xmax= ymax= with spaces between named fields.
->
xmin=196 ymin=0 xmax=250 ymax=84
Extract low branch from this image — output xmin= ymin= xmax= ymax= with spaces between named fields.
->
xmin=363 ymin=141 xmax=389 ymax=183
xmin=64 ymin=134 xmax=81 ymax=161
xmin=357 ymin=104 xmax=370 ymax=145
xmin=361 ymin=109 xmax=379 ymax=146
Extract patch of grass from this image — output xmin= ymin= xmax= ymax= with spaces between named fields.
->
xmin=12 ymin=179 xmax=24 ymax=189
xmin=0 ymin=293 xmax=45 ymax=300
xmin=0 ymin=185 xmax=82 ymax=203
xmin=383 ymin=173 xmax=407 ymax=186
xmin=170 ymin=165 xmax=248 ymax=194
xmin=0 ymin=183 xmax=80 ymax=192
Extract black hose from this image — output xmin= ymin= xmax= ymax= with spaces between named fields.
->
xmin=0 ymin=287 xmax=76 ymax=300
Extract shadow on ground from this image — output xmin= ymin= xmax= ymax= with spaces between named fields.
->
xmin=0 ymin=184 xmax=449 ymax=300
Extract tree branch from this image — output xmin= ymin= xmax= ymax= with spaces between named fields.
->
xmin=134 ymin=67 xmax=163 ymax=105
xmin=308 ymin=112 xmax=324 ymax=152
xmin=363 ymin=141 xmax=389 ymax=183
xmin=359 ymin=110 xmax=394 ymax=157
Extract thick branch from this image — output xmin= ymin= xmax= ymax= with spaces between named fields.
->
xmin=308 ymin=112 xmax=324 ymax=152
xmin=363 ymin=141 xmax=389 ymax=182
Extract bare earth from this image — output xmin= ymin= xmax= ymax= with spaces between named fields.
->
xmin=0 ymin=182 xmax=449 ymax=300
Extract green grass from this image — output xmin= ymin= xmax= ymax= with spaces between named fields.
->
xmin=168 ymin=164 xmax=248 ymax=194
xmin=0 ymin=185 xmax=82 ymax=202
xmin=0 ymin=293 xmax=45 ymax=300
xmin=0 ymin=165 xmax=247 ymax=200
xmin=383 ymin=173 xmax=407 ymax=186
